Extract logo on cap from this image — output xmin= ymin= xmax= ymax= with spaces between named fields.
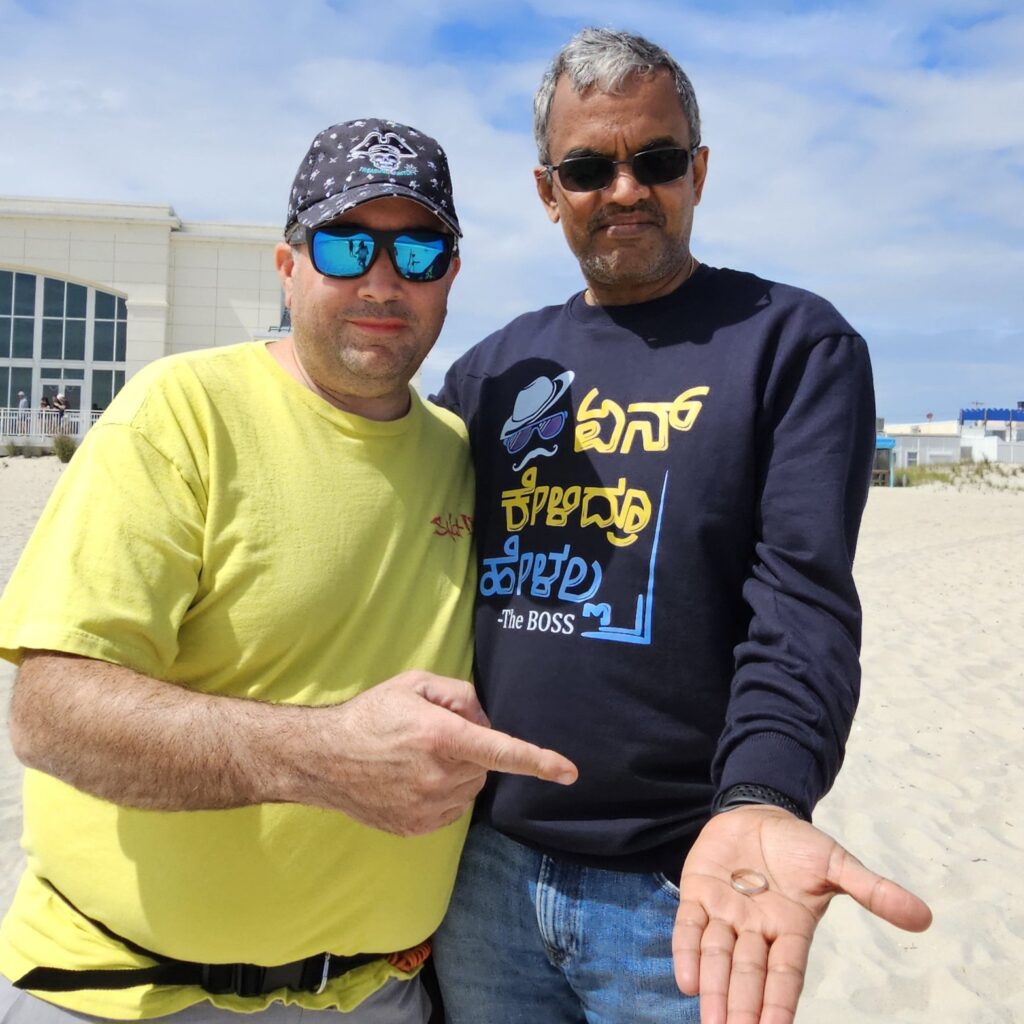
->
xmin=350 ymin=130 xmax=418 ymax=175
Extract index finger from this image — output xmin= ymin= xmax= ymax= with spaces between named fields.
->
xmin=444 ymin=721 xmax=578 ymax=784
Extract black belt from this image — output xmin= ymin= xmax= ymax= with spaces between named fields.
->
xmin=16 ymin=951 xmax=383 ymax=997
xmin=15 ymin=882 xmax=383 ymax=998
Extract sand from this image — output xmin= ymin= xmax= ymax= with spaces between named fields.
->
xmin=0 ymin=456 xmax=66 ymax=909
xmin=0 ymin=455 xmax=1021 ymax=1021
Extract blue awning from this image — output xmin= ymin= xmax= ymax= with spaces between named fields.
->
xmin=961 ymin=408 xmax=1024 ymax=422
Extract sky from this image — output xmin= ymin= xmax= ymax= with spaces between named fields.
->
xmin=1 ymin=0 xmax=1022 ymax=421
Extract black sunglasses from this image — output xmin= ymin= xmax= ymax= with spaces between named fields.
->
xmin=305 ymin=225 xmax=457 ymax=282
xmin=544 ymin=146 xmax=697 ymax=193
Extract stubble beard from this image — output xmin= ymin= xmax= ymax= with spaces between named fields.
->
xmin=293 ymin=303 xmax=426 ymax=397
xmin=578 ymin=231 xmax=691 ymax=288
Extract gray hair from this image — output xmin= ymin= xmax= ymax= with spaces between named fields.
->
xmin=533 ymin=28 xmax=701 ymax=165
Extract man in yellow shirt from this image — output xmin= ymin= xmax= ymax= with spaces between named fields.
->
xmin=0 ymin=118 xmax=576 ymax=1023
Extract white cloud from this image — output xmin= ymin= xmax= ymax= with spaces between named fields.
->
xmin=0 ymin=0 xmax=1020 ymax=417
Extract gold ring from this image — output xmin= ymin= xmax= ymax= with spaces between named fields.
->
xmin=730 ymin=869 xmax=769 ymax=896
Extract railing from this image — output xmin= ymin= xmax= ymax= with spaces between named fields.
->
xmin=0 ymin=406 xmax=103 ymax=446
xmin=996 ymin=442 xmax=1024 ymax=466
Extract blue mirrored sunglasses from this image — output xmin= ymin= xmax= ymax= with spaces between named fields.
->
xmin=305 ymin=225 xmax=456 ymax=282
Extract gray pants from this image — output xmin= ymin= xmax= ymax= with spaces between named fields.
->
xmin=0 ymin=975 xmax=429 ymax=1023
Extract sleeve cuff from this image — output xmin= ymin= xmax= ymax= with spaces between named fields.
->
xmin=715 ymin=731 xmax=825 ymax=821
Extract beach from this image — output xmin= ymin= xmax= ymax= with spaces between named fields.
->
xmin=0 ymin=456 xmax=1021 ymax=1021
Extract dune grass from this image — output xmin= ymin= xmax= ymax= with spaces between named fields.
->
xmin=893 ymin=460 xmax=1024 ymax=491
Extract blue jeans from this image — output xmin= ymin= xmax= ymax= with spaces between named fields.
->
xmin=433 ymin=823 xmax=700 ymax=1024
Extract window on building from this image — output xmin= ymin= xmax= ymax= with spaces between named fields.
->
xmin=94 ymin=291 xmax=128 ymax=364
xmin=90 ymin=369 xmax=125 ymax=411
xmin=41 ymin=279 xmax=88 ymax=362
xmin=4 ymin=272 xmax=37 ymax=359
xmin=0 ymin=365 xmax=32 ymax=409
xmin=1 ymin=268 xmax=129 ymax=413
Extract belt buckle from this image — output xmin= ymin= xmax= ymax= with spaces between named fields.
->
xmin=314 ymin=952 xmax=332 ymax=995
xmin=232 ymin=963 xmax=267 ymax=998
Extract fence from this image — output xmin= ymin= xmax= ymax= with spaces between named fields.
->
xmin=892 ymin=434 xmax=961 ymax=469
xmin=996 ymin=443 xmax=1024 ymax=466
xmin=0 ymin=406 xmax=103 ymax=447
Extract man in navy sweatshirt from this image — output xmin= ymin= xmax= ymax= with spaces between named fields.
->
xmin=431 ymin=26 xmax=932 ymax=1024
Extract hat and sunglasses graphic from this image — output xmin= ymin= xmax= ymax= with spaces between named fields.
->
xmin=503 ymin=411 xmax=567 ymax=454
xmin=500 ymin=372 xmax=575 ymax=463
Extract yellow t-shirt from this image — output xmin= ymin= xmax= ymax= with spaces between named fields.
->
xmin=0 ymin=341 xmax=476 ymax=1018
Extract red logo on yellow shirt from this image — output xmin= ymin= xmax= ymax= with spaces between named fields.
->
xmin=431 ymin=512 xmax=473 ymax=540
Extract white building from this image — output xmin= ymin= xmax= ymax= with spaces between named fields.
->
xmin=1 ymin=195 xmax=284 ymax=441
xmin=881 ymin=408 xmax=1024 ymax=468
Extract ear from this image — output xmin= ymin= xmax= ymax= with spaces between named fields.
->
xmin=534 ymin=167 xmax=561 ymax=224
xmin=692 ymin=147 xmax=710 ymax=206
xmin=275 ymin=242 xmax=296 ymax=307
xmin=445 ymin=254 xmax=462 ymax=288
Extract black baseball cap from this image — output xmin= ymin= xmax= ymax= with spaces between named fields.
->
xmin=286 ymin=118 xmax=461 ymax=237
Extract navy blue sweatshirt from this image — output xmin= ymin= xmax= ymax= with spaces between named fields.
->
xmin=436 ymin=266 xmax=875 ymax=874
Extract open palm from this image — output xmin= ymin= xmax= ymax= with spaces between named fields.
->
xmin=672 ymin=805 xmax=932 ymax=1024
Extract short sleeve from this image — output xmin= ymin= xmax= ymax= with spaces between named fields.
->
xmin=430 ymin=359 xmax=464 ymax=417
xmin=0 ymin=423 xmax=205 ymax=678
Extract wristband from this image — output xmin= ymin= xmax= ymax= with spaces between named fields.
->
xmin=712 ymin=783 xmax=809 ymax=821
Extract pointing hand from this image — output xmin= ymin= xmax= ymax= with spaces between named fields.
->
xmin=298 ymin=671 xmax=577 ymax=835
